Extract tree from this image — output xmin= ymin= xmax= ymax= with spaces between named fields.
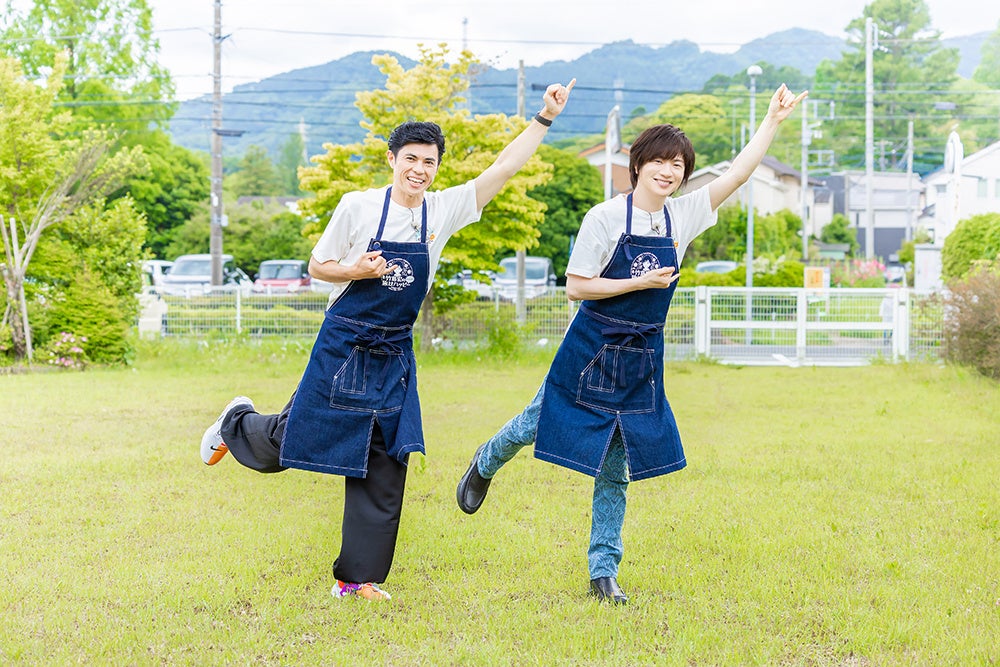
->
xmin=0 ymin=0 xmax=210 ymax=262
xmin=123 ymin=131 xmax=209 ymax=259
xmin=820 ymin=213 xmax=860 ymax=256
xmin=973 ymin=20 xmax=1000 ymax=89
xmin=0 ymin=55 xmax=145 ymax=362
xmin=226 ymin=145 xmax=286 ymax=198
xmin=623 ymin=94 xmax=731 ymax=169
xmin=298 ymin=46 xmax=554 ymax=344
xmin=524 ymin=145 xmax=603 ymax=281
xmin=812 ymin=0 xmax=960 ymax=171
xmin=279 ymin=132 xmax=308 ymax=195
xmin=0 ymin=0 xmax=175 ymax=134
xmin=700 ymin=63 xmax=810 ymax=166
xmin=683 ymin=205 xmax=747 ymax=267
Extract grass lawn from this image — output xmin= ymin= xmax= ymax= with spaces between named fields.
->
xmin=1 ymin=340 xmax=998 ymax=665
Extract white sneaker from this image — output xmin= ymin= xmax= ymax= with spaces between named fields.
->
xmin=200 ymin=396 xmax=254 ymax=465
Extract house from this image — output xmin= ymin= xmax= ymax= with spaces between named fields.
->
xmin=824 ymin=171 xmax=923 ymax=260
xmin=579 ymin=143 xmax=631 ymax=198
xmin=921 ymin=138 xmax=1000 ymax=243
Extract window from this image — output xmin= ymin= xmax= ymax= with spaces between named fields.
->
xmin=977 ymin=177 xmax=988 ymax=198
xmin=995 ymin=179 xmax=1000 ymax=199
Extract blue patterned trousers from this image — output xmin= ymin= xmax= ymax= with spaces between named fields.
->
xmin=477 ymin=380 xmax=629 ymax=579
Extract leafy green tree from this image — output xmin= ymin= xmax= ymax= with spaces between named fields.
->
xmin=226 ymin=145 xmax=285 ymax=198
xmin=820 ymin=213 xmax=860 ymax=256
xmin=298 ymin=46 xmax=554 ymax=341
xmin=756 ymin=209 xmax=803 ymax=259
xmin=123 ymin=131 xmax=209 ymax=259
xmin=700 ymin=63 xmax=810 ymax=166
xmin=521 ymin=145 xmax=603 ymax=281
xmin=623 ymin=94 xmax=731 ymax=169
xmin=0 ymin=55 xmax=145 ymax=362
xmin=683 ymin=206 xmax=746 ymax=267
xmin=973 ymin=20 xmax=1000 ymax=89
xmin=279 ymin=132 xmax=308 ymax=195
xmin=0 ymin=0 xmax=209 ymax=261
xmin=164 ymin=199 xmax=312 ymax=275
xmin=0 ymin=0 xmax=175 ymax=134
xmin=812 ymin=0 xmax=960 ymax=171
xmin=216 ymin=204 xmax=313 ymax=275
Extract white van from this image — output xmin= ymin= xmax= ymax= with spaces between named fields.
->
xmin=493 ymin=256 xmax=556 ymax=301
xmin=160 ymin=254 xmax=250 ymax=296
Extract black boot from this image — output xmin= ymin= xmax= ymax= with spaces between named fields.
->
xmin=456 ymin=444 xmax=492 ymax=514
xmin=589 ymin=576 xmax=628 ymax=604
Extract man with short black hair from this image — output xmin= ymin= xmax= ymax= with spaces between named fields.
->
xmin=201 ymin=79 xmax=576 ymax=601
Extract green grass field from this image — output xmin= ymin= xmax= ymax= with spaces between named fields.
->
xmin=1 ymin=340 xmax=998 ymax=665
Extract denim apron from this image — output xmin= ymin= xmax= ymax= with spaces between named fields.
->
xmin=535 ymin=193 xmax=685 ymax=482
xmin=280 ymin=188 xmax=428 ymax=477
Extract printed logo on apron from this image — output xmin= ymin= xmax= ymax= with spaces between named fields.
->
xmin=381 ymin=258 xmax=416 ymax=291
xmin=629 ymin=252 xmax=661 ymax=277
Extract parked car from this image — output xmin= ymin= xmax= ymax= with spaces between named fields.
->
xmin=493 ymin=256 xmax=556 ymax=301
xmin=884 ymin=263 xmax=907 ymax=286
xmin=159 ymin=253 xmax=250 ymax=296
xmin=448 ymin=269 xmax=495 ymax=300
xmin=695 ymin=260 xmax=739 ymax=274
xmin=141 ymin=259 xmax=173 ymax=288
xmin=253 ymin=259 xmax=311 ymax=294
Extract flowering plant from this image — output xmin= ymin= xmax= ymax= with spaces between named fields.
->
xmin=43 ymin=332 xmax=89 ymax=370
xmin=831 ymin=258 xmax=887 ymax=288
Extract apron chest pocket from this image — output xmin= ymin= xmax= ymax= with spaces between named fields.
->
xmin=576 ymin=344 xmax=655 ymax=414
xmin=330 ymin=346 xmax=408 ymax=412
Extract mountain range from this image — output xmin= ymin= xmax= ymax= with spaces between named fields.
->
xmin=167 ymin=28 xmax=991 ymax=160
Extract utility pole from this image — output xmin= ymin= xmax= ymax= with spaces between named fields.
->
xmin=864 ymin=16 xmax=875 ymax=260
xmin=800 ymin=102 xmax=809 ymax=261
xmin=745 ymin=64 xmax=762 ymax=346
xmin=905 ymin=118 xmax=914 ymax=242
xmin=515 ymin=60 xmax=526 ymax=325
xmin=210 ymin=0 xmax=224 ymax=286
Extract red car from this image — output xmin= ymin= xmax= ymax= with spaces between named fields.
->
xmin=253 ymin=259 xmax=311 ymax=294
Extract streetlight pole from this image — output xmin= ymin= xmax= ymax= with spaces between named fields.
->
xmin=210 ymin=0 xmax=224 ymax=286
xmin=745 ymin=65 xmax=761 ymax=290
xmin=745 ymin=65 xmax=761 ymax=345
xmin=864 ymin=16 xmax=875 ymax=259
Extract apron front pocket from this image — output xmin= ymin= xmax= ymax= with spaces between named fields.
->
xmin=330 ymin=346 xmax=408 ymax=412
xmin=576 ymin=344 xmax=656 ymax=414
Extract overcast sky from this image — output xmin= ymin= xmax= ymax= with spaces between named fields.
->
xmin=149 ymin=0 xmax=999 ymax=100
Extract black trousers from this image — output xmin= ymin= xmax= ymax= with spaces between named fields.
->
xmin=220 ymin=395 xmax=407 ymax=584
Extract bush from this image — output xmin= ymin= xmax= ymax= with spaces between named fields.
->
xmin=41 ymin=332 xmax=89 ymax=370
xmin=831 ymin=258 xmax=887 ymax=288
xmin=944 ymin=262 xmax=1000 ymax=379
xmin=42 ymin=270 xmax=133 ymax=364
xmin=941 ymin=213 xmax=1000 ymax=280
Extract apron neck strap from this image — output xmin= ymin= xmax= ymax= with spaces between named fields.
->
xmin=626 ymin=192 xmax=672 ymax=238
xmin=376 ymin=187 xmax=428 ymax=242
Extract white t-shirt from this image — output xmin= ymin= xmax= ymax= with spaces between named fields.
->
xmin=311 ymin=182 xmax=481 ymax=305
xmin=565 ymin=187 xmax=717 ymax=278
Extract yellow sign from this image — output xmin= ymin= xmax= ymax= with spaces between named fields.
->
xmin=804 ymin=266 xmax=828 ymax=289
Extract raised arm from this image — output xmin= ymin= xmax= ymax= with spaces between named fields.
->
xmin=473 ymin=79 xmax=576 ymax=210
xmin=707 ymin=84 xmax=808 ymax=211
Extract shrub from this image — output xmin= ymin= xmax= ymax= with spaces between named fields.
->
xmin=941 ymin=213 xmax=1000 ymax=280
xmin=43 ymin=270 xmax=132 ymax=364
xmin=41 ymin=332 xmax=89 ymax=370
xmin=831 ymin=258 xmax=886 ymax=288
xmin=944 ymin=262 xmax=1000 ymax=379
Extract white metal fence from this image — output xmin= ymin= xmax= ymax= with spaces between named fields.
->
xmin=138 ymin=286 xmax=945 ymax=366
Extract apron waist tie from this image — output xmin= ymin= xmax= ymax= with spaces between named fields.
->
xmin=578 ymin=305 xmax=662 ymax=387
xmin=337 ymin=318 xmax=413 ymax=392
